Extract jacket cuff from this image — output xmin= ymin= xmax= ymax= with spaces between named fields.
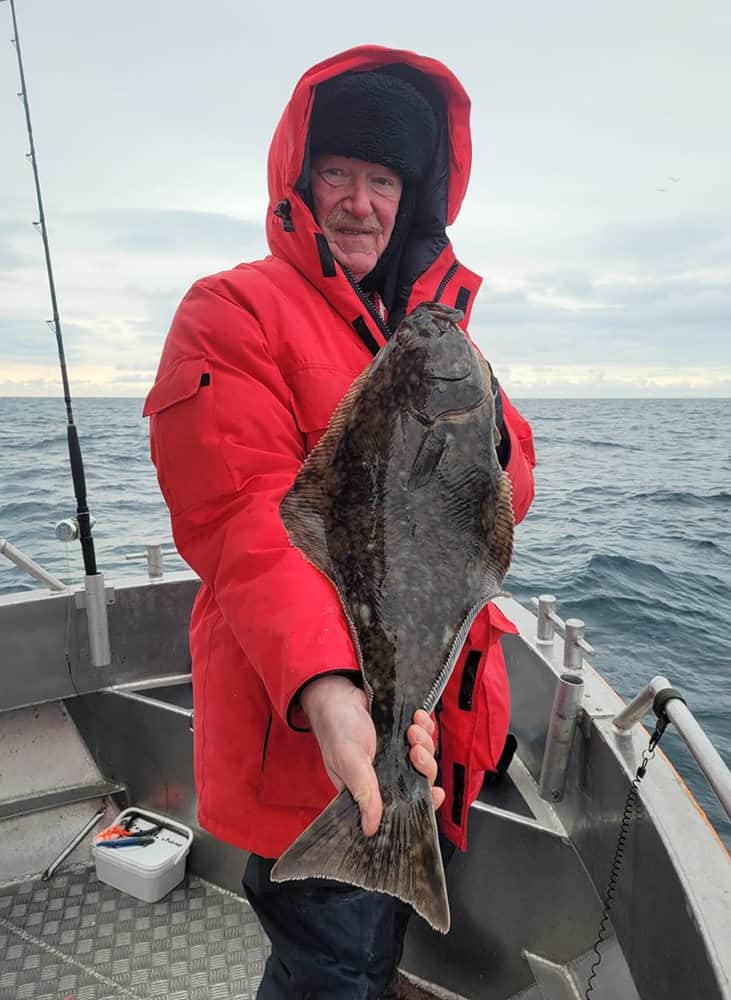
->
xmin=287 ymin=669 xmax=364 ymax=731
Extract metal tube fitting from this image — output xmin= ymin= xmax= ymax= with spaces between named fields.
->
xmin=0 ymin=537 xmax=66 ymax=591
xmin=613 ymin=675 xmax=731 ymax=820
xmin=537 ymin=594 xmax=557 ymax=642
xmin=41 ymin=807 xmax=106 ymax=880
xmin=146 ymin=544 xmax=164 ymax=579
xmin=538 ymin=672 xmax=585 ymax=802
xmin=612 ymin=675 xmax=671 ymax=733
xmin=84 ymin=573 xmax=112 ymax=667
xmin=125 ymin=542 xmax=175 ymax=579
xmin=533 ymin=594 xmax=561 ymax=644
xmin=563 ymin=618 xmax=594 ymax=670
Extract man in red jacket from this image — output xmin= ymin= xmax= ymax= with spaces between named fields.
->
xmin=145 ymin=46 xmax=535 ymax=1000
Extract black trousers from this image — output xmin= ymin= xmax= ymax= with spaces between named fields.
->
xmin=243 ymin=837 xmax=455 ymax=1000
xmin=243 ymin=853 xmax=412 ymax=1000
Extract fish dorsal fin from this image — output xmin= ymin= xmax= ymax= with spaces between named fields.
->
xmin=422 ymin=599 xmax=487 ymax=714
xmin=280 ymin=365 xmax=373 ymax=579
xmin=485 ymin=472 xmax=515 ymax=587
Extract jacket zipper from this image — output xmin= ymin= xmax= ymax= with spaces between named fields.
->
xmin=341 ymin=265 xmax=392 ymax=346
xmin=433 ymin=260 xmax=459 ymax=303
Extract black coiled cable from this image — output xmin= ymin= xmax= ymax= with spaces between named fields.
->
xmin=585 ymin=711 xmax=668 ymax=999
xmin=585 ymin=751 xmax=649 ymax=998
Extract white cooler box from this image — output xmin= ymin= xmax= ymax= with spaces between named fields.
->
xmin=93 ymin=807 xmax=193 ymax=903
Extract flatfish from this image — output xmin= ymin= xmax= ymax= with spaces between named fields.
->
xmin=270 ymin=302 xmax=514 ymax=932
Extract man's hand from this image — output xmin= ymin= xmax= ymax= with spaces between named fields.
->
xmin=299 ymin=676 xmax=445 ymax=836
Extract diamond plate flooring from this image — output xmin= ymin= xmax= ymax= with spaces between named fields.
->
xmin=0 ymin=866 xmax=267 ymax=1000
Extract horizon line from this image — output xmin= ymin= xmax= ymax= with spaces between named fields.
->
xmin=1 ymin=394 xmax=729 ymax=402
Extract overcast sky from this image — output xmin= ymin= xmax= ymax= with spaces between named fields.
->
xmin=1 ymin=0 xmax=729 ymax=397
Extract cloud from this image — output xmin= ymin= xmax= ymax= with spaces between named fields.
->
xmin=0 ymin=207 xmax=270 ymax=366
xmin=502 ymin=364 xmax=731 ymax=398
xmin=2 ymin=183 xmax=729 ymax=399
xmin=589 ymin=216 xmax=731 ymax=269
xmin=76 ymin=208 xmax=267 ymax=261
xmin=472 ymin=265 xmax=731 ymax=369
xmin=0 ymin=219 xmax=38 ymax=271
xmin=0 ymin=317 xmax=66 ymax=360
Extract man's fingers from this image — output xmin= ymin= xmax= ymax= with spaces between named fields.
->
xmin=409 ymin=743 xmax=438 ymax=786
xmin=412 ymin=709 xmax=435 ymax=736
xmin=431 ymin=786 xmax=445 ymax=811
xmin=339 ymin=750 xmax=383 ymax=836
xmin=354 ymin=782 xmax=383 ymax=837
xmin=407 ymin=722 xmax=435 ymax=758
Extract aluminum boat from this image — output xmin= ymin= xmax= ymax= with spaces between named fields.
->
xmin=1 ymin=550 xmax=729 ymax=1000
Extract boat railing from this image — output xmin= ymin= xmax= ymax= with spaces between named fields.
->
xmin=0 ymin=536 xmax=66 ymax=591
xmin=125 ymin=541 xmax=179 ymax=579
xmin=532 ymin=593 xmax=594 ymax=669
xmin=531 ymin=593 xmax=731 ymax=826
xmin=1 ymin=533 xmax=181 ymax=591
xmin=613 ymin=675 xmax=731 ymax=822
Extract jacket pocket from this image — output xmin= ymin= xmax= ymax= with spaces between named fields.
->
xmin=469 ymin=605 xmax=515 ymax=772
xmin=471 ymin=644 xmax=511 ymax=773
xmin=288 ymin=366 xmax=359 ymax=454
xmin=143 ymin=355 xmax=237 ymax=514
xmin=258 ymin=709 xmax=336 ymax=810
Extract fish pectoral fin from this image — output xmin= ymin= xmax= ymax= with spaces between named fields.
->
xmin=270 ymin=782 xmax=450 ymax=933
xmin=408 ymin=430 xmax=447 ymax=490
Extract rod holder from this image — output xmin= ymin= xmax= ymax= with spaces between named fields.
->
xmin=538 ymin=672 xmax=585 ymax=802
xmin=533 ymin=594 xmax=562 ymax=644
xmin=563 ymin=618 xmax=594 ymax=670
xmin=83 ymin=572 xmax=112 ymax=667
xmin=125 ymin=542 xmax=177 ymax=579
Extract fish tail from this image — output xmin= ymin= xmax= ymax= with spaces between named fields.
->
xmin=270 ymin=781 xmax=450 ymax=933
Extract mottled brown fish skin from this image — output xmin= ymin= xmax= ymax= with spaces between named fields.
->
xmin=271 ymin=302 xmax=514 ymax=932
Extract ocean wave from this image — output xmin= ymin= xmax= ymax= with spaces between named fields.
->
xmin=690 ymin=537 xmax=731 ymax=555
xmin=5 ymin=435 xmax=67 ymax=450
xmin=0 ymin=500 xmax=64 ymax=519
xmin=567 ymin=484 xmax=625 ymax=498
xmin=629 ymin=489 xmax=731 ymax=508
xmin=533 ymin=434 xmax=639 ymax=451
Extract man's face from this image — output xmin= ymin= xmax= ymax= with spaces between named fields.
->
xmin=310 ymin=155 xmax=403 ymax=283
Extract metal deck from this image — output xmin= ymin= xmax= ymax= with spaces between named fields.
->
xmin=0 ymin=867 xmax=267 ymax=1000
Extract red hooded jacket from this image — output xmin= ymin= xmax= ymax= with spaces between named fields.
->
xmin=144 ymin=45 xmax=536 ymax=856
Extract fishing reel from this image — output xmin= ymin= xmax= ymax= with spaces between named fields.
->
xmin=54 ymin=516 xmax=96 ymax=543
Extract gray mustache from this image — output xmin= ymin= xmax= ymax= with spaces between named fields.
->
xmin=326 ymin=212 xmax=382 ymax=234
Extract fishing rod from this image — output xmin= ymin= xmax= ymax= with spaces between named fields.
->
xmin=4 ymin=0 xmax=111 ymax=665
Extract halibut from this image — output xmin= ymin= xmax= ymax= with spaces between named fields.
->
xmin=271 ymin=302 xmax=514 ymax=932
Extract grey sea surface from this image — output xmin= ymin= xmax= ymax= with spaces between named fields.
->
xmin=1 ymin=396 xmax=729 ymax=847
